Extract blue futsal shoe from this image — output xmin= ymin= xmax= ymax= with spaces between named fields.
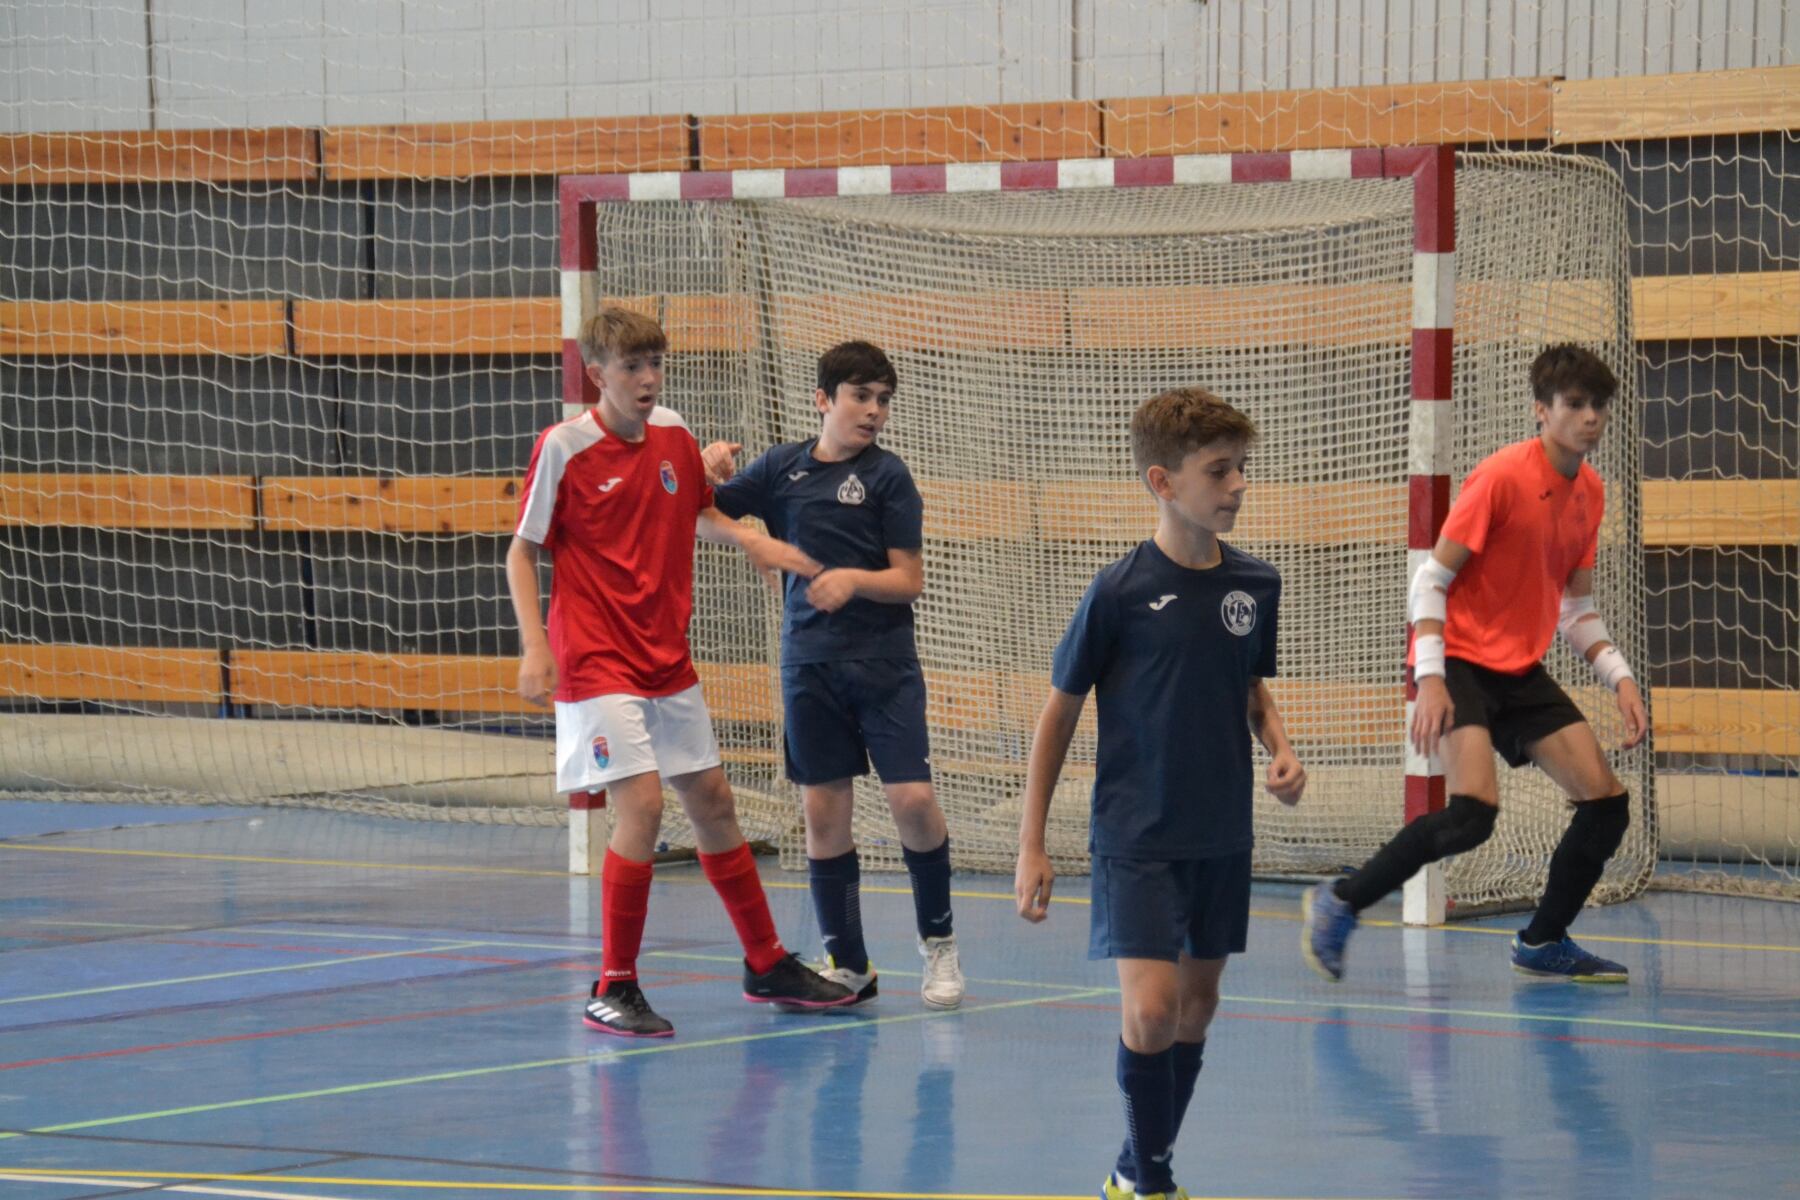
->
xmin=1511 ymin=935 xmax=1628 ymax=982
xmin=1301 ymin=882 xmax=1358 ymax=981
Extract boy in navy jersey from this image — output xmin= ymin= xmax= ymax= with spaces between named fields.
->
xmin=704 ymin=341 xmax=964 ymax=1009
xmin=1014 ymin=387 xmax=1306 ymax=1200
xmin=508 ymin=307 xmax=856 ymax=1038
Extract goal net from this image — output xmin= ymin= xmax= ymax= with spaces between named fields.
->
xmin=578 ymin=149 xmax=1654 ymax=914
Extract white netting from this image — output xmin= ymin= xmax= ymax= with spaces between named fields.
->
xmin=585 ymin=152 xmax=1653 ymax=913
xmin=3 ymin=1 xmax=1793 ymax=901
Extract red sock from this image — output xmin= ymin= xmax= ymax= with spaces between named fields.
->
xmin=601 ymin=848 xmax=654 ymax=983
xmin=698 ymin=842 xmax=786 ymax=974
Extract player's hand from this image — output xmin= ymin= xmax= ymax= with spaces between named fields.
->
xmin=516 ymin=644 xmax=556 ymax=707
xmin=743 ymin=532 xmax=820 ymax=591
xmin=805 ymin=569 xmax=859 ymax=613
xmin=1266 ymin=749 xmax=1306 ymax=806
xmin=1615 ymin=678 xmax=1648 ymax=749
xmin=701 ymin=440 xmax=741 ymax=485
xmin=1410 ymin=675 xmax=1455 ymax=759
xmin=1014 ymin=848 xmax=1055 ymax=922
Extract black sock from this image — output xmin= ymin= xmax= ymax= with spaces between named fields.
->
xmin=807 ymin=849 xmax=867 ymax=973
xmin=1115 ymin=1040 xmax=1176 ymax=1194
xmin=902 ymin=836 xmax=953 ymax=940
xmin=1334 ymin=795 xmax=1497 ymax=911
xmin=1522 ymin=793 xmax=1630 ymax=946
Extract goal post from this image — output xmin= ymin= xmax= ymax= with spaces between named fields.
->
xmin=557 ymin=146 xmax=1653 ymax=922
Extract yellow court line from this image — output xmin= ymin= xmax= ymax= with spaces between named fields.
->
xmin=5 ymin=841 xmax=1797 ymax=956
xmin=0 ymin=1169 xmax=1385 ymax=1200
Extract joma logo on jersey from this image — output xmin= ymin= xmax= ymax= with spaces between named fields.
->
xmin=1148 ymin=594 xmax=1177 ymax=611
xmin=597 ymin=477 xmax=623 ymax=493
xmin=659 ymin=461 xmax=678 ymax=494
xmin=1221 ymin=590 xmax=1257 ymax=636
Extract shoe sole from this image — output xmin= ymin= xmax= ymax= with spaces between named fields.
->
xmin=1299 ymin=886 xmax=1343 ymax=982
xmin=581 ymin=1016 xmax=675 ymax=1037
xmin=743 ymin=992 xmax=859 ymax=1009
xmin=1511 ymin=963 xmax=1628 ymax=984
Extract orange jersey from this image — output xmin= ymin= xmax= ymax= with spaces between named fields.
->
xmin=1438 ymin=438 xmax=1603 ymax=675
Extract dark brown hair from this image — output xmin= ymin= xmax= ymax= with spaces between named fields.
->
xmin=1130 ymin=386 xmax=1258 ymax=475
xmin=1530 ymin=343 xmax=1618 ymax=406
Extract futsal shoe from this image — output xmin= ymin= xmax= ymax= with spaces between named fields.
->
xmin=583 ymin=980 xmax=674 ymax=1037
xmin=918 ymin=934 xmax=965 ymax=1009
xmin=1510 ymin=935 xmax=1628 ymax=982
xmin=817 ymin=956 xmax=879 ymax=1005
xmin=742 ymin=952 xmax=858 ymax=1008
xmin=1100 ymin=1172 xmax=1135 ymax=1200
xmin=1301 ymin=882 xmax=1358 ymax=981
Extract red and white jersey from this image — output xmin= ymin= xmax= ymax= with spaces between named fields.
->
xmin=1437 ymin=437 xmax=1604 ymax=674
xmin=515 ymin=406 xmax=715 ymax=702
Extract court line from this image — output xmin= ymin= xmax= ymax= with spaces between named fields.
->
xmin=0 ymin=942 xmax=487 ymax=1006
xmin=7 ymin=841 xmax=1797 ymax=956
xmin=0 ymin=1172 xmax=358 ymax=1200
xmin=0 ymin=987 xmax=1113 ymax=1142
xmin=0 ymin=1168 xmax=1387 ymax=1200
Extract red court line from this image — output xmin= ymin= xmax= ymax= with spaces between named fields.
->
xmin=1040 ymin=1000 xmax=1800 ymax=1060
xmin=0 ymin=969 xmax=733 ymax=1072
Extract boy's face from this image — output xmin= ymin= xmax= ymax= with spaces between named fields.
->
xmin=1535 ymin=386 xmax=1610 ymax=457
xmin=814 ymin=379 xmax=893 ymax=450
xmin=587 ymin=350 xmax=664 ymax=421
xmin=1146 ymin=439 xmax=1249 ymax=534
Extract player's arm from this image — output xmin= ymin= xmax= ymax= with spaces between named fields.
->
xmin=1015 ymin=687 xmax=1085 ymax=923
xmin=697 ymin=506 xmax=821 ymax=584
xmin=1560 ymin=567 xmax=1648 ymax=748
xmin=1248 ymin=678 xmax=1305 ymax=805
xmin=1408 ymin=535 xmax=1475 ymax=756
xmin=506 ymin=536 xmax=555 ymax=706
xmin=806 ymin=548 xmax=923 ymax=612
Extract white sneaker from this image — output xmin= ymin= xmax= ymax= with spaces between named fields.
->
xmin=918 ymin=935 xmax=964 ymax=1009
xmin=818 ymin=956 xmax=878 ymax=1005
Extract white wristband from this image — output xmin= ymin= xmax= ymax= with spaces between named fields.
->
xmin=1413 ymin=633 xmax=1447 ymax=680
xmin=1591 ymin=645 xmax=1635 ymax=691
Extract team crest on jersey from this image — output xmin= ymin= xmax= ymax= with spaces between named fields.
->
xmin=837 ymin=473 xmax=865 ymax=505
xmin=1221 ymin=590 xmax=1257 ymax=637
xmin=591 ymin=736 xmax=610 ymax=769
xmin=659 ymin=460 xmax=678 ymax=494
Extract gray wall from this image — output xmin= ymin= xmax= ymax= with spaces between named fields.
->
xmin=5 ymin=0 xmax=1795 ymax=134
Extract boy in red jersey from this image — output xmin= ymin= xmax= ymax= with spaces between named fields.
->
xmin=1303 ymin=343 xmax=1649 ymax=983
xmin=507 ymin=306 xmax=855 ymax=1036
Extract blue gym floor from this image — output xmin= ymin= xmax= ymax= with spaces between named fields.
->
xmin=2 ymin=801 xmax=1796 ymax=1200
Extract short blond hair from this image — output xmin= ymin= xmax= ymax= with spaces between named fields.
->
xmin=578 ymin=306 xmax=667 ymax=366
xmin=1130 ymin=387 xmax=1258 ymax=475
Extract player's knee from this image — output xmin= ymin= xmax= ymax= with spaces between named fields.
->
xmin=1179 ymin=983 xmax=1221 ymax=1035
xmin=1123 ymin=993 xmax=1180 ymax=1044
xmin=1428 ymin=794 xmax=1498 ymax=857
xmin=1570 ymin=792 xmax=1630 ymax=859
xmin=884 ymin=783 xmax=940 ymax=835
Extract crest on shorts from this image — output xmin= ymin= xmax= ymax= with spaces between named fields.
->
xmin=591 ymin=735 xmax=610 ymax=769
xmin=1221 ymin=590 xmax=1257 ymax=637
xmin=659 ymin=460 xmax=678 ymax=494
xmin=837 ymin=473 xmax=865 ymax=505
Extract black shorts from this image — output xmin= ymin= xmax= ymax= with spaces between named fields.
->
xmin=780 ymin=658 xmax=932 ymax=786
xmin=1443 ymin=656 xmax=1586 ymax=767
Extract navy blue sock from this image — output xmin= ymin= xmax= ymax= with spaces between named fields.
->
xmin=901 ymin=836 xmax=953 ymax=940
xmin=807 ymin=849 xmax=867 ymax=973
xmin=1116 ymin=1040 xmax=1203 ymax=1184
xmin=1114 ymin=1040 xmax=1176 ymax=1194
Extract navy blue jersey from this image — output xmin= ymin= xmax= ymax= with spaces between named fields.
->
xmin=1052 ymin=539 xmax=1281 ymax=860
xmin=713 ymin=439 xmax=923 ymax=664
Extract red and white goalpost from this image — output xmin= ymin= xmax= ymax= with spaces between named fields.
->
xmin=555 ymin=146 xmax=1651 ymax=921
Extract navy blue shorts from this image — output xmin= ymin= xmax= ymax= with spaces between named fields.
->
xmin=780 ymin=658 xmax=932 ymax=786
xmin=1088 ymin=851 xmax=1253 ymax=962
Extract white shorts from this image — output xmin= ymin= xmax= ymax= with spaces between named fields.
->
xmin=553 ymin=684 xmax=723 ymax=793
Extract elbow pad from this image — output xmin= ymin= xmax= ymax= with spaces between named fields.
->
xmin=1558 ymin=594 xmax=1611 ymax=658
xmin=1407 ymin=557 xmax=1458 ymax=625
